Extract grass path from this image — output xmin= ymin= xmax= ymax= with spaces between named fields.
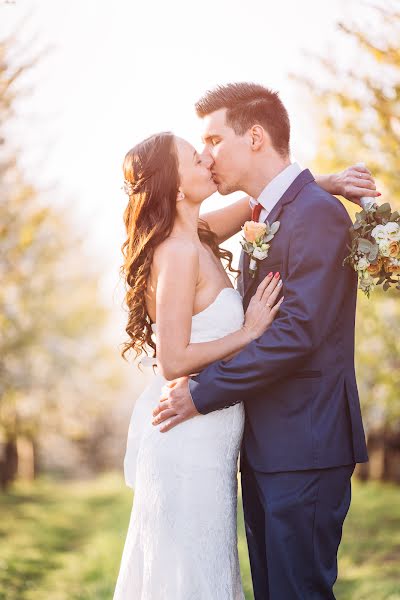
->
xmin=0 ymin=474 xmax=399 ymax=599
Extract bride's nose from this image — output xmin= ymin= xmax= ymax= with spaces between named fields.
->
xmin=200 ymin=150 xmax=214 ymax=169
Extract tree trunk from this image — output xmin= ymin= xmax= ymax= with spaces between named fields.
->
xmin=0 ymin=438 xmax=18 ymax=490
xmin=16 ymin=436 xmax=36 ymax=481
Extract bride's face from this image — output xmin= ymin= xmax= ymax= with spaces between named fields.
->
xmin=175 ymin=137 xmax=217 ymax=204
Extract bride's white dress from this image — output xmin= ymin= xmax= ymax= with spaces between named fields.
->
xmin=113 ymin=287 xmax=246 ymax=600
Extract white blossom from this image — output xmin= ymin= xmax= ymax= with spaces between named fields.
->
xmin=371 ymin=224 xmax=388 ymax=242
xmin=356 ymin=256 xmax=370 ymax=271
xmin=252 ymin=247 xmax=269 ymax=261
xmin=384 ymin=222 xmax=400 ymax=241
xmin=378 ymin=239 xmax=391 ymax=257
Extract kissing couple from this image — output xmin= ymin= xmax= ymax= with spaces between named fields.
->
xmin=113 ymin=82 xmax=376 ymax=599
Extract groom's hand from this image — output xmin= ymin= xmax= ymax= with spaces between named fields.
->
xmin=152 ymin=376 xmax=200 ymax=432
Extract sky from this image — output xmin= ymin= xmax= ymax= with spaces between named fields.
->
xmin=1 ymin=0 xmax=379 ymax=312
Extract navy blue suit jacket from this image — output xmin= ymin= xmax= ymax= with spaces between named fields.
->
xmin=190 ymin=169 xmax=368 ymax=472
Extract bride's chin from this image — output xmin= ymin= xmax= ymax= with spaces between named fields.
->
xmin=201 ymin=184 xmax=218 ymax=202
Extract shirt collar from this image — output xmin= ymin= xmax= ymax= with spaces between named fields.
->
xmin=252 ymin=162 xmax=303 ymax=214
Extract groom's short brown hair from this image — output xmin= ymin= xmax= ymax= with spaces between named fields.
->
xmin=195 ymin=82 xmax=290 ymax=157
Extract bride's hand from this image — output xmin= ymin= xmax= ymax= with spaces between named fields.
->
xmin=330 ymin=164 xmax=381 ymax=205
xmin=242 ymin=272 xmax=284 ymax=341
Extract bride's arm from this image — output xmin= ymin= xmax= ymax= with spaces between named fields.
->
xmin=153 ymin=239 xmax=282 ymax=381
xmin=201 ymin=165 xmax=379 ymax=243
xmin=201 ymin=196 xmax=251 ymax=243
xmin=315 ymin=164 xmax=379 ymax=204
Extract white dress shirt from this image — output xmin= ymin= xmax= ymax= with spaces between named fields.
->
xmin=249 ymin=162 xmax=303 ymax=222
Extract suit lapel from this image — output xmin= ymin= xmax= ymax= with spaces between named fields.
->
xmin=242 ymin=169 xmax=315 ymax=299
xmin=237 ymin=250 xmax=245 ymax=297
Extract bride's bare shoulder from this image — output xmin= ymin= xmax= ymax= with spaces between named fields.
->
xmin=153 ymin=237 xmax=199 ymax=273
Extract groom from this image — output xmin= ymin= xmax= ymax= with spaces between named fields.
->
xmin=153 ymin=82 xmax=369 ymax=598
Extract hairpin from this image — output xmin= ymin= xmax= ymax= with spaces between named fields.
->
xmin=122 ymin=180 xmax=136 ymax=196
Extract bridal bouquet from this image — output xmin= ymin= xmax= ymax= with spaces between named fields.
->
xmin=240 ymin=220 xmax=280 ymax=278
xmin=344 ymin=200 xmax=400 ymax=297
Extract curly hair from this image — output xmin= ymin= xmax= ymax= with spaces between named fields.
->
xmin=120 ymin=132 xmax=238 ymax=361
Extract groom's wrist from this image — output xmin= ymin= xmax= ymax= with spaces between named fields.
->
xmin=188 ymin=378 xmax=207 ymax=415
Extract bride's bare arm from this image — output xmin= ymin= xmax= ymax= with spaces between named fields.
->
xmin=201 ymin=196 xmax=251 ymax=243
xmin=201 ymin=165 xmax=379 ymax=243
xmin=316 ymin=164 xmax=379 ymax=203
xmin=153 ymin=239 xmax=282 ymax=381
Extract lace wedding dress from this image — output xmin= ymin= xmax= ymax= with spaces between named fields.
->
xmin=113 ymin=287 xmax=246 ymax=600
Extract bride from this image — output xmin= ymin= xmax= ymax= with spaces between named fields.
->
xmin=113 ymin=131 xmax=375 ymax=599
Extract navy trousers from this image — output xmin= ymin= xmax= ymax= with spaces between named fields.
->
xmin=241 ymin=458 xmax=355 ymax=599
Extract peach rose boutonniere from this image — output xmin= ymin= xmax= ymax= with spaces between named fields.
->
xmin=344 ymin=199 xmax=400 ymax=296
xmin=240 ymin=219 xmax=280 ymax=278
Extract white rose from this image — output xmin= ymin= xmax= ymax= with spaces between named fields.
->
xmin=252 ymin=247 xmax=269 ymax=260
xmin=371 ymin=224 xmax=388 ymax=242
xmin=384 ymin=222 xmax=400 ymax=241
xmin=378 ymin=239 xmax=391 ymax=257
xmin=357 ymin=257 xmax=370 ymax=271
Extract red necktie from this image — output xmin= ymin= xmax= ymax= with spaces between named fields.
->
xmin=251 ymin=202 xmax=263 ymax=222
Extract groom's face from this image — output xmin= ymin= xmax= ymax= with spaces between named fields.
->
xmin=200 ymin=108 xmax=252 ymax=196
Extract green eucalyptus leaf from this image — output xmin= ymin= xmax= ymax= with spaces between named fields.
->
xmin=270 ymin=221 xmax=280 ymax=235
xmin=357 ymin=238 xmax=373 ymax=253
xmin=368 ymin=244 xmax=379 ymax=261
xmin=377 ymin=202 xmax=391 ymax=213
xmin=241 ymin=242 xmax=254 ymax=253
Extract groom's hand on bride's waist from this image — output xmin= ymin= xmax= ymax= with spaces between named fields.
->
xmin=152 ymin=377 xmax=200 ymax=432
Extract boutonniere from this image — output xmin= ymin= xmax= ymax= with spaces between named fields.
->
xmin=240 ymin=220 xmax=280 ymax=278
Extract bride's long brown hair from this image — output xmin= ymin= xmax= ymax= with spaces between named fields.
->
xmin=120 ymin=131 xmax=238 ymax=360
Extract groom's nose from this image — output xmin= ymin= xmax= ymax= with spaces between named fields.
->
xmin=200 ymin=150 xmax=214 ymax=169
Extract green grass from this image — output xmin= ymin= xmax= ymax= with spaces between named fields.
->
xmin=0 ymin=474 xmax=399 ymax=599
xmin=335 ymin=480 xmax=400 ymax=600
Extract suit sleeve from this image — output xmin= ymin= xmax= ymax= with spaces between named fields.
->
xmin=190 ymin=195 xmax=354 ymax=414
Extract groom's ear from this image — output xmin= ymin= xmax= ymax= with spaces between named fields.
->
xmin=249 ymin=124 xmax=267 ymax=151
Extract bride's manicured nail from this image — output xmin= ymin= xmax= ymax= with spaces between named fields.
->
xmin=274 ymin=272 xmax=280 ymax=279
xmin=377 ymin=192 xmax=382 ymax=196
xmin=278 ymin=280 xmax=283 ymax=286
xmin=268 ymin=272 xmax=273 ymax=277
